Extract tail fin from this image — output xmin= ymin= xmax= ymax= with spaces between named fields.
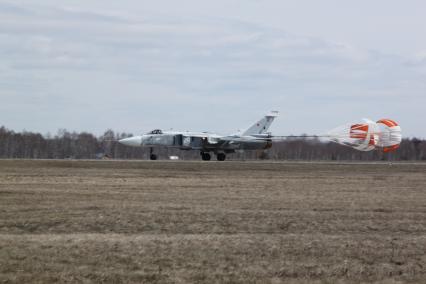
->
xmin=241 ymin=111 xmax=279 ymax=136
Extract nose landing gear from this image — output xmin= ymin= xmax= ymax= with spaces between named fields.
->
xmin=149 ymin=148 xmax=157 ymax=160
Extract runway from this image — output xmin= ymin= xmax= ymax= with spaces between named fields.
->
xmin=0 ymin=159 xmax=425 ymax=283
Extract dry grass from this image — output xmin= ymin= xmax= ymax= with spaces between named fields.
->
xmin=0 ymin=160 xmax=425 ymax=283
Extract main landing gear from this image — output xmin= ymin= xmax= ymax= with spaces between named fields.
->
xmin=216 ymin=153 xmax=226 ymax=161
xmin=149 ymin=148 xmax=157 ymax=160
xmin=201 ymin=152 xmax=211 ymax=161
xmin=200 ymin=152 xmax=226 ymax=161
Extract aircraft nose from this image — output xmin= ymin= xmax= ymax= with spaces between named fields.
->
xmin=119 ymin=136 xmax=142 ymax=147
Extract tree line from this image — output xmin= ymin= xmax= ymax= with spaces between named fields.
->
xmin=0 ymin=126 xmax=424 ymax=161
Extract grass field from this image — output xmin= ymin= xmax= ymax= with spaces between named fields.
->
xmin=0 ymin=160 xmax=425 ymax=283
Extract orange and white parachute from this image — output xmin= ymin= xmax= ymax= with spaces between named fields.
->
xmin=327 ymin=118 xmax=402 ymax=152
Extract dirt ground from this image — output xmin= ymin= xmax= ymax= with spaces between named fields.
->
xmin=0 ymin=159 xmax=425 ymax=283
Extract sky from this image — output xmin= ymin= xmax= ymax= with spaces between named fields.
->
xmin=1 ymin=0 xmax=425 ymax=137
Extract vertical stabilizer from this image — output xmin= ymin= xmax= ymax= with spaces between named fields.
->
xmin=241 ymin=111 xmax=279 ymax=136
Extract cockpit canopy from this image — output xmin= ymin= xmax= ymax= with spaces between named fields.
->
xmin=147 ymin=129 xmax=163 ymax=135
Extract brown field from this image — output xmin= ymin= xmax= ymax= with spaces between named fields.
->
xmin=0 ymin=159 xmax=425 ymax=283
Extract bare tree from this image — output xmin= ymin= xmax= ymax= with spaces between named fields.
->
xmin=0 ymin=125 xmax=423 ymax=161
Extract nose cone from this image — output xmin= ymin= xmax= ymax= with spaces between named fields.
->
xmin=119 ymin=136 xmax=142 ymax=147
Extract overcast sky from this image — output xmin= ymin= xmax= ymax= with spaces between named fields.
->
xmin=1 ymin=0 xmax=425 ymax=137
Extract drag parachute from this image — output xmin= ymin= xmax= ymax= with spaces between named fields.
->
xmin=327 ymin=118 xmax=402 ymax=152
xmin=375 ymin=119 xmax=402 ymax=152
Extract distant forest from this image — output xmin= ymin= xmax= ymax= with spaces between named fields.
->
xmin=0 ymin=126 xmax=425 ymax=161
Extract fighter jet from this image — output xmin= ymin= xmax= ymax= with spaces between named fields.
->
xmin=118 ymin=111 xmax=279 ymax=161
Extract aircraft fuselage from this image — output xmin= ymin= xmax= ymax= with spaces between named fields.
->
xmin=119 ymin=112 xmax=279 ymax=161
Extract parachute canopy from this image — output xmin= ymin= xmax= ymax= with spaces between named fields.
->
xmin=375 ymin=119 xmax=402 ymax=152
xmin=327 ymin=118 xmax=402 ymax=152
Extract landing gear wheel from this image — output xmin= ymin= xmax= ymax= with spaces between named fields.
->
xmin=201 ymin=152 xmax=211 ymax=161
xmin=217 ymin=153 xmax=226 ymax=161
xmin=149 ymin=147 xmax=157 ymax=160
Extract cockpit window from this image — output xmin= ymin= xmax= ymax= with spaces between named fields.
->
xmin=147 ymin=129 xmax=163 ymax=134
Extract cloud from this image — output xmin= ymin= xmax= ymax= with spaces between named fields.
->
xmin=0 ymin=1 xmax=425 ymax=137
